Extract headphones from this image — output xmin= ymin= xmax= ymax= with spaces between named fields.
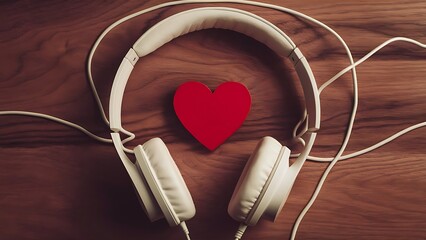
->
xmin=108 ymin=6 xmax=321 ymax=238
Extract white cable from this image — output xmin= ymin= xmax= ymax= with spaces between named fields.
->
xmin=291 ymin=68 xmax=359 ymax=240
xmin=291 ymin=37 xmax=426 ymax=162
xmin=0 ymin=111 xmax=137 ymax=154
xmin=319 ymin=37 xmax=426 ymax=93
xmin=291 ymin=122 xmax=426 ymax=162
xmin=292 ymin=110 xmax=308 ymax=146
xmin=0 ymin=111 xmax=112 ymax=143
xmin=292 ymin=38 xmax=426 ymax=146
xmin=291 ymin=37 xmax=426 ymax=160
xmin=292 ymin=110 xmax=306 ymax=140
xmin=123 ymin=147 xmax=135 ymax=154
xmin=121 ymin=128 xmax=136 ymax=144
xmin=234 ymin=223 xmax=248 ymax=240
xmin=290 ymin=38 xmax=426 ymax=239
xmin=180 ymin=221 xmax=191 ymax=240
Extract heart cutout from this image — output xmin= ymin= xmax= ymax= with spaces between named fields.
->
xmin=173 ymin=81 xmax=251 ymax=150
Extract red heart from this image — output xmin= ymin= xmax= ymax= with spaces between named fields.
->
xmin=173 ymin=81 xmax=251 ymax=150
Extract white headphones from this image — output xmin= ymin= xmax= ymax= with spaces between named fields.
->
xmin=108 ymin=6 xmax=320 ymax=238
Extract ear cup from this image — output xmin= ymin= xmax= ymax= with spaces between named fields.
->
xmin=134 ymin=138 xmax=196 ymax=226
xmin=228 ymin=136 xmax=290 ymax=226
xmin=130 ymin=172 xmax=163 ymax=222
xmin=111 ymin=133 xmax=163 ymax=222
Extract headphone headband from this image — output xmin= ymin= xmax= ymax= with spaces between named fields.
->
xmin=109 ymin=7 xmax=320 ymax=133
xmin=133 ymin=7 xmax=296 ymax=57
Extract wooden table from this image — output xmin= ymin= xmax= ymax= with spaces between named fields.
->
xmin=1 ymin=1 xmax=425 ymax=239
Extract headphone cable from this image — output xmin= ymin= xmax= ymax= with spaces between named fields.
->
xmin=234 ymin=223 xmax=248 ymax=240
xmin=180 ymin=221 xmax=191 ymax=240
xmin=289 ymin=37 xmax=426 ymax=240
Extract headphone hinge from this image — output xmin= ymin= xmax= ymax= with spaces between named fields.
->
xmin=125 ymin=48 xmax=139 ymax=66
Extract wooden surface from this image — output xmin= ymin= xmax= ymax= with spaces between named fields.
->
xmin=1 ymin=1 xmax=425 ymax=239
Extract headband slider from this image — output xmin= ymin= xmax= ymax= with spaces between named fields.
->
xmin=126 ymin=48 xmax=139 ymax=66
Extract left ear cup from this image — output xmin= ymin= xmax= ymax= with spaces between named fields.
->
xmin=134 ymin=138 xmax=196 ymax=226
xmin=228 ymin=136 xmax=291 ymax=226
xmin=111 ymin=133 xmax=163 ymax=222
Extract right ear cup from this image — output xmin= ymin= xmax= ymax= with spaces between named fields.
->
xmin=228 ymin=136 xmax=291 ymax=226
xmin=134 ymin=138 xmax=196 ymax=226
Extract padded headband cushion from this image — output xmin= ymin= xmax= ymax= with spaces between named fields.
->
xmin=135 ymin=138 xmax=196 ymax=224
xmin=228 ymin=136 xmax=283 ymax=222
xmin=133 ymin=7 xmax=295 ymax=58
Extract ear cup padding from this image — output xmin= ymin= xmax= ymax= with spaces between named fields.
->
xmin=134 ymin=138 xmax=196 ymax=226
xmin=228 ymin=136 xmax=284 ymax=223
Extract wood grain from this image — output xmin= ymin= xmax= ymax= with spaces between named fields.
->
xmin=0 ymin=1 xmax=425 ymax=239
